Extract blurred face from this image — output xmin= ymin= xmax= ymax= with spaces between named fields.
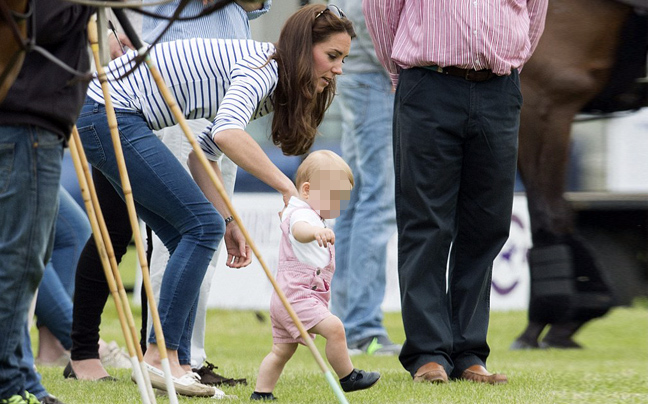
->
xmin=303 ymin=169 xmax=352 ymax=219
xmin=312 ymin=32 xmax=351 ymax=93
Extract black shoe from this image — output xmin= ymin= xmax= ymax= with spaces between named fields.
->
xmin=63 ymin=362 xmax=117 ymax=382
xmin=62 ymin=362 xmax=75 ymax=379
xmin=40 ymin=395 xmax=65 ymax=404
xmin=340 ymin=369 xmax=380 ymax=392
xmin=192 ymin=361 xmax=247 ymax=386
xmin=250 ymin=392 xmax=277 ymax=400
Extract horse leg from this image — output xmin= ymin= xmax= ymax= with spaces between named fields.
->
xmin=510 ymin=321 xmax=545 ymax=350
xmin=516 ymin=94 xmax=616 ymax=348
xmin=511 ymin=0 xmax=631 ymax=349
xmin=539 ymin=233 xmax=616 ymax=348
xmin=512 ymin=76 xmax=589 ymax=349
xmin=540 ymin=321 xmax=585 ymax=349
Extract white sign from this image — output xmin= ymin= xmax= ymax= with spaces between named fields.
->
xmin=606 ymin=108 xmax=648 ymax=192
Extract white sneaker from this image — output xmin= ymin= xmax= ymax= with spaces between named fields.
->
xmin=209 ymin=384 xmax=232 ymax=400
xmin=143 ymin=363 xmax=216 ymax=397
xmin=192 ymin=372 xmax=237 ymax=400
xmin=99 ymin=341 xmax=131 ymax=369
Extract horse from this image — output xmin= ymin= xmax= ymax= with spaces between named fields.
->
xmin=512 ymin=0 xmax=647 ymax=349
xmin=0 ymin=0 xmax=28 ymax=103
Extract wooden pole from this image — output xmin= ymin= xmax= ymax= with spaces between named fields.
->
xmin=69 ymin=128 xmax=153 ymax=404
xmin=87 ymin=16 xmax=177 ymax=403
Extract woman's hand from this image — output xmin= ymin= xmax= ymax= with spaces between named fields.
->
xmin=108 ymin=31 xmax=134 ymax=59
xmin=188 ymin=151 xmax=251 ymax=267
xmin=224 ymin=221 xmax=252 ymax=268
xmin=278 ymin=183 xmax=298 ymax=221
xmin=233 ymin=0 xmax=265 ymax=11
xmin=281 ymin=183 xmax=299 ymax=207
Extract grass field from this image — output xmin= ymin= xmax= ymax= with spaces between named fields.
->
xmin=33 ymin=295 xmax=647 ymax=404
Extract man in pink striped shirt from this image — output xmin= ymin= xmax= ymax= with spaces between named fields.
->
xmin=363 ymin=0 xmax=548 ymax=385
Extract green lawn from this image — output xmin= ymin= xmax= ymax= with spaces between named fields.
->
xmin=33 ymin=296 xmax=647 ymax=404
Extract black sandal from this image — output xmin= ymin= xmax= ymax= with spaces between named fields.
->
xmin=63 ymin=361 xmax=117 ymax=381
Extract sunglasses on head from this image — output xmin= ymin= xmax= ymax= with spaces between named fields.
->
xmin=315 ymin=4 xmax=347 ymax=20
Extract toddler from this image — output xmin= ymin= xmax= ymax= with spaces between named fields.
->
xmin=251 ymin=150 xmax=380 ymax=401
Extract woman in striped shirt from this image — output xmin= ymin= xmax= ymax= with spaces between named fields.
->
xmin=75 ymin=3 xmax=354 ymax=394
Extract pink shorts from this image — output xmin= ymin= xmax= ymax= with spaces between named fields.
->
xmin=270 ymin=265 xmax=332 ymax=345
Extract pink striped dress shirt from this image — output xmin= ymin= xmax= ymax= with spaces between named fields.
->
xmin=363 ymin=0 xmax=548 ymax=86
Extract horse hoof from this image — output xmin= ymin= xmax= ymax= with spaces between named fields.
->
xmin=509 ymin=338 xmax=540 ymax=350
xmin=539 ymin=338 xmax=583 ymax=349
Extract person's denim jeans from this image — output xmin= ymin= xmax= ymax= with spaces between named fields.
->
xmin=330 ymin=72 xmax=397 ymax=344
xmin=148 ymin=119 xmax=238 ymax=368
xmin=75 ymin=98 xmax=223 ymax=361
xmin=21 ymin=324 xmax=47 ymax=400
xmin=0 ymin=125 xmax=63 ymax=399
xmin=35 ymin=186 xmax=91 ymax=350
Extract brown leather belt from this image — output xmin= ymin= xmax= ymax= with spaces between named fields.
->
xmin=424 ymin=65 xmax=496 ymax=82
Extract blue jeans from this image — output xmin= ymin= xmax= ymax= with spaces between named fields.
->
xmin=35 ymin=186 xmax=91 ymax=350
xmin=0 ymin=125 xmax=63 ymax=399
xmin=75 ymin=99 xmax=223 ymax=362
xmin=21 ymin=324 xmax=47 ymax=400
xmin=330 ymin=72 xmax=397 ymax=344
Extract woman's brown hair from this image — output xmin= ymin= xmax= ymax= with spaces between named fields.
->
xmin=270 ymin=4 xmax=355 ymax=156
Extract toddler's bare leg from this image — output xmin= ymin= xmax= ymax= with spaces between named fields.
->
xmin=254 ymin=343 xmax=298 ymax=393
xmin=311 ymin=315 xmax=353 ymax=378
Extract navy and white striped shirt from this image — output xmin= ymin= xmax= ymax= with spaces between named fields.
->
xmin=86 ymin=38 xmax=278 ymax=160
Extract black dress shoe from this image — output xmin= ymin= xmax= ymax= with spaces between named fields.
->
xmin=192 ymin=361 xmax=247 ymax=386
xmin=63 ymin=362 xmax=117 ymax=381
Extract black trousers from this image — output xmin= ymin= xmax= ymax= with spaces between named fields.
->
xmin=394 ymin=68 xmax=521 ymax=378
xmin=70 ymin=168 xmax=132 ymax=361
